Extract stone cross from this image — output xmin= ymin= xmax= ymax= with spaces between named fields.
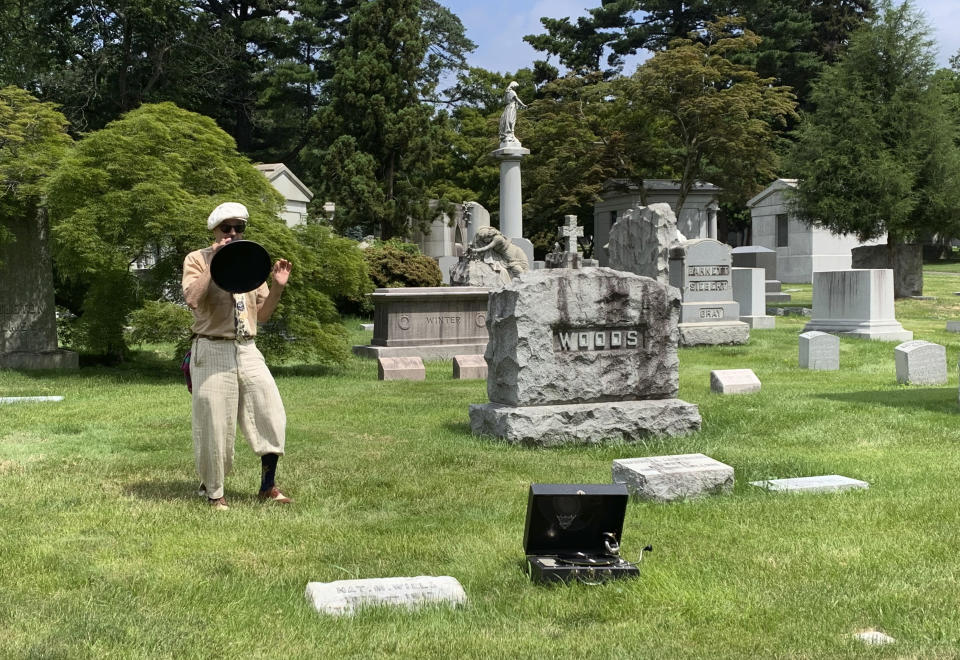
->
xmin=560 ymin=215 xmax=583 ymax=253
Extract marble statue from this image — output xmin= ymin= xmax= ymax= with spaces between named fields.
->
xmin=449 ymin=226 xmax=530 ymax=286
xmin=498 ymin=81 xmax=527 ymax=146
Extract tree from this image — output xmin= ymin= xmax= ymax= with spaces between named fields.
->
xmin=0 ymin=87 xmax=72 ymax=243
xmin=622 ymin=19 xmax=797 ymax=213
xmin=303 ymin=0 xmax=446 ymax=239
xmin=787 ymin=1 xmax=960 ymax=247
xmin=44 ymin=102 xmax=355 ymax=363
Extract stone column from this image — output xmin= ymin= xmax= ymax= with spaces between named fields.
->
xmin=491 ymin=145 xmax=533 ymax=265
xmin=707 ymin=200 xmax=719 ymax=240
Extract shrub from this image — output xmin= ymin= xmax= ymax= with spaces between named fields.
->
xmin=363 ymin=239 xmax=442 ymax=289
xmin=128 ymin=301 xmax=193 ymax=347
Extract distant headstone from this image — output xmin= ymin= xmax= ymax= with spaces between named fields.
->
xmin=669 ymin=239 xmax=749 ymax=346
xmin=894 ymin=340 xmax=946 ymax=385
xmin=803 ymin=270 xmax=912 ymax=341
xmin=377 ymin=356 xmax=425 ymax=381
xmin=946 ymin=321 xmax=960 ymax=333
xmin=710 ymin=369 xmax=761 ymax=394
xmin=0 ymin=396 xmax=64 ymax=404
xmin=545 ymin=216 xmax=585 ymax=269
xmin=798 ymin=331 xmax=839 ymax=371
xmin=359 ymin=323 xmax=374 ymax=332
xmin=731 ymin=246 xmax=790 ymax=303
xmin=304 ymin=576 xmax=467 ymax=616
xmin=749 ymin=475 xmax=869 ymax=493
xmin=612 ymin=453 xmax=734 ymax=502
xmin=731 ymin=267 xmax=774 ymax=329
xmin=469 ymin=268 xmax=701 ymax=445
xmin=854 ymin=630 xmax=895 ymax=646
xmin=851 ymin=243 xmax=922 ymax=298
xmin=0 ymin=210 xmax=77 ymax=369
xmin=607 ymin=203 xmax=684 ymax=284
xmin=453 ymin=354 xmax=487 ymax=380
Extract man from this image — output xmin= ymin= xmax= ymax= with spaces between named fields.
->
xmin=182 ymin=202 xmax=293 ymax=510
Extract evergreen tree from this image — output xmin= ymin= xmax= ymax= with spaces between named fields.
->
xmin=787 ymin=1 xmax=960 ymax=246
xmin=304 ymin=0 xmax=445 ymax=239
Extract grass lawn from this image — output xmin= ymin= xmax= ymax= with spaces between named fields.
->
xmin=3 ymin=269 xmax=960 ymax=658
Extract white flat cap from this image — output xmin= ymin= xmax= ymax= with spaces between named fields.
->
xmin=207 ymin=202 xmax=249 ymax=230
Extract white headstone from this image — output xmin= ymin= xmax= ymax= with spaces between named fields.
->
xmin=947 ymin=321 xmax=960 ymax=333
xmin=710 ymin=369 xmax=761 ymax=394
xmin=798 ymin=331 xmax=839 ymax=371
xmin=305 ymin=576 xmax=467 ymax=616
xmin=612 ymin=453 xmax=734 ymax=502
xmin=803 ymin=270 xmax=912 ymax=341
xmin=894 ymin=340 xmax=947 ymax=385
xmin=854 ymin=630 xmax=895 ymax=646
xmin=749 ymin=475 xmax=869 ymax=493
xmin=0 ymin=396 xmax=64 ymax=404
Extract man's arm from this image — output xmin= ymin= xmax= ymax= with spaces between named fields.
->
xmin=182 ymin=252 xmax=212 ymax=311
xmin=258 ymin=259 xmax=292 ymax=323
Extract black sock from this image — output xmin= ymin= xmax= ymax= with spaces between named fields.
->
xmin=260 ymin=453 xmax=279 ymax=492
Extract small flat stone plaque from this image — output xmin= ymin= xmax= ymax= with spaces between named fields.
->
xmin=359 ymin=323 xmax=374 ymax=332
xmin=0 ymin=396 xmax=64 ymax=404
xmin=453 ymin=354 xmax=487 ymax=380
xmin=710 ymin=369 xmax=761 ymax=394
xmin=377 ymin=357 xmax=425 ymax=381
xmin=613 ymin=453 xmax=733 ymax=502
xmin=305 ymin=576 xmax=467 ymax=616
xmin=854 ymin=630 xmax=895 ymax=645
xmin=749 ymin=475 xmax=869 ymax=493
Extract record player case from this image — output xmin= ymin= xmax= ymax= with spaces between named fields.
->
xmin=523 ymin=483 xmax=650 ymax=585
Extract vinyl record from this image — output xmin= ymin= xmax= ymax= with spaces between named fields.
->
xmin=210 ymin=240 xmax=272 ymax=293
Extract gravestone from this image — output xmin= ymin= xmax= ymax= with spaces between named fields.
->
xmin=469 ymin=268 xmax=701 ymax=445
xmin=0 ymin=210 xmax=78 ymax=369
xmin=798 ymin=331 xmax=839 ymax=370
xmin=354 ymin=287 xmax=490 ymax=360
xmin=749 ymin=475 xmax=869 ymax=493
xmin=544 ymin=216 xmax=598 ymax=269
xmin=731 ymin=267 xmax=774 ymax=329
xmin=731 ymin=245 xmax=790 ymax=303
xmin=802 ymin=270 xmax=912 ymax=341
xmin=851 ymin=243 xmax=922 ymax=298
xmin=607 ymin=203 xmax=684 ymax=284
xmin=612 ymin=453 xmax=733 ymax=502
xmin=946 ymin=321 xmax=960 ymax=333
xmin=304 ymin=576 xmax=467 ymax=616
xmin=710 ymin=369 xmax=761 ymax=394
xmin=453 ymin=354 xmax=487 ymax=380
xmin=894 ymin=340 xmax=946 ymax=385
xmin=0 ymin=396 xmax=64 ymax=404
xmin=377 ymin=356 xmax=425 ymax=381
xmin=668 ymin=239 xmax=749 ymax=346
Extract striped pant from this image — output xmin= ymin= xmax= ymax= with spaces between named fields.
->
xmin=190 ymin=338 xmax=286 ymax=499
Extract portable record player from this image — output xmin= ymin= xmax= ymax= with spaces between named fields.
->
xmin=523 ymin=483 xmax=651 ymax=585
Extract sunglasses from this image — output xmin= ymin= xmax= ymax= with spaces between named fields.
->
xmin=219 ymin=223 xmax=246 ymax=234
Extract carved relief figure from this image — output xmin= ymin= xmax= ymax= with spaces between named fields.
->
xmin=468 ymin=226 xmax=530 ymax=278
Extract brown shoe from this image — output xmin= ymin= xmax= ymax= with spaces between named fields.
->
xmin=258 ymin=486 xmax=292 ymax=504
xmin=208 ymin=497 xmax=229 ymax=511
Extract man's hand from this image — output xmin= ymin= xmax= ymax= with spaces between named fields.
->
xmin=212 ymin=235 xmax=235 ymax=252
xmin=272 ymin=259 xmax=292 ymax=287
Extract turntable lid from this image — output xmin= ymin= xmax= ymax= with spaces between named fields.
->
xmin=522 ymin=483 xmax=629 ymax=557
xmin=210 ymin=240 xmax=272 ymax=294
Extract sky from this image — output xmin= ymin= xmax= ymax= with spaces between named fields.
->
xmin=441 ymin=0 xmax=960 ymax=75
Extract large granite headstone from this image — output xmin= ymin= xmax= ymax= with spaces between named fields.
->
xmin=668 ymin=239 xmax=749 ymax=346
xmin=612 ymin=453 xmax=733 ymax=502
xmin=607 ymin=203 xmax=684 ymax=285
xmin=851 ymin=243 xmax=922 ymax=298
xmin=469 ymin=268 xmax=701 ymax=445
xmin=353 ymin=287 xmax=490 ymax=360
xmin=802 ymin=269 xmax=912 ymax=341
xmin=0 ymin=210 xmax=77 ymax=369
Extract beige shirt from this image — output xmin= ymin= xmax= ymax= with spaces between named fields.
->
xmin=182 ymin=246 xmax=269 ymax=338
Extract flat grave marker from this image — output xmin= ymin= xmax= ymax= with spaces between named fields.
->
xmin=749 ymin=475 xmax=869 ymax=494
xmin=710 ymin=369 xmax=761 ymax=394
xmin=305 ymin=576 xmax=467 ymax=616
xmin=612 ymin=453 xmax=733 ymax=502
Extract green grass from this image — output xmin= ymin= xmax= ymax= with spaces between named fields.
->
xmin=4 ymin=284 xmax=960 ymax=659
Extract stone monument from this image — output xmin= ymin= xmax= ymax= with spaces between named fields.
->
xmin=731 ymin=267 xmax=774 ymax=329
xmin=802 ymin=269 xmax=912 ymax=341
xmin=544 ymin=216 xmax=599 ymax=269
xmin=731 ymin=245 xmax=790 ymax=303
xmin=0 ymin=210 xmax=77 ymax=369
xmin=798 ymin=331 xmax=839 ymax=370
xmin=469 ymin=268 xmax=701 ymax=445
xmin=668 ymin=239 xmax=749 ymax=346
xmin=492 ymin=81 xmax=534 ymax=266
xmin=894 ymin=340 xmax=946 ymax=385
xmin=449 ymin=227 xmax=530 ymax=287
xmin=607 ymin=203 xmax=685 ymax=285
